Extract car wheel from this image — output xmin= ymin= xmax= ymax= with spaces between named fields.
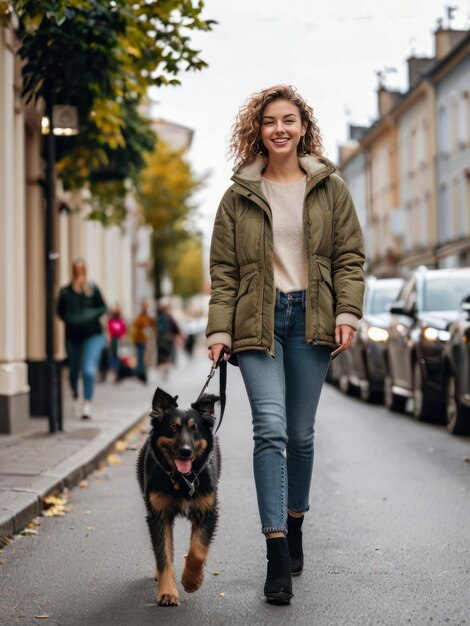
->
xmin=384 ymin=374 xmax=406 ymax=413
xmin=360 ymin=383 xmax=382 ymax=403
xmin=360 ymin=383 xmax=371 ymax=402
xmin=339 ymin=374 xmax=358 ymax=396
xmin=446 ymin=371 xmax=470 ymax=435
xmin=412 ymin=361 xmax=430 ymax=421
xmin=413 ymin=361 xmax=444 ymax=423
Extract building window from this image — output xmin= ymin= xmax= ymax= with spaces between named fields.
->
xmin=421 ymin=195 xmax=429 ymax=247
xmin=417 ymin=119 xmax=426 ymax=167
xmin=459 ymin=90 xmax=469 ymax=149
xmin=439 ymin=184 xmax=451 ymax=243
xmin=450 ymin=95 xmax=458 ymax=156
xmin=410 ymin=126 xmax=416 ymax=172
xmin=438 ymin=105 xmax=450 ymax=157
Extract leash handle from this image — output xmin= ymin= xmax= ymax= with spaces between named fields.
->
xmin=195 ymin=355 xmax=228 ymax=435
xmin=213 ymin=359 xmax=226 ymax=435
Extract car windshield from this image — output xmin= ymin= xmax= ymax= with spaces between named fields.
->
xmin=423 ymin=274 xmax=470 ymax=312
xmin=368 ymin=282 xmax=403 ymax=314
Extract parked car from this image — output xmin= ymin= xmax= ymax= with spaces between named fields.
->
xmin=332 ymin=276 xmax=404 ymax=401
xmin=443 ymin=295 xmax=470 ymax=435
xmin=383 ymin=266 xmax=470 ymax=422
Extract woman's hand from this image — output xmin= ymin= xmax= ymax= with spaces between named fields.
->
xmin=331 ymin=325 xmax=356 ymax=359
xmin=208 ymin=343 xmax=230 ymax=367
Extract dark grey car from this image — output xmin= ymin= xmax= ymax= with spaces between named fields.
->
xmin=331 ymin=277 xmax=403 ymax=401
xmin=383 ymin=266 xmax=470 ymax=422
xmin=443 ymin=295 xmax=470 ymax=435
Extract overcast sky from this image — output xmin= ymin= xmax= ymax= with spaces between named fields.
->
xmin=150 ymin=0 xmax=469 ymax=252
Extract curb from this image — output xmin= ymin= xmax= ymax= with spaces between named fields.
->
xmin=0 ymin=411 xmax=147 ymax=539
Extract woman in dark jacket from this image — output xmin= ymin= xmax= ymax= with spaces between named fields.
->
xmin=207 ymin=85 xmax=365 ymax=604
xmin=57 ymin=259 xmax=107 ymax=419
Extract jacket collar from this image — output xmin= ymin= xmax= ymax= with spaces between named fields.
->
xmin=231 ymin=153 xmax=336 ymax=187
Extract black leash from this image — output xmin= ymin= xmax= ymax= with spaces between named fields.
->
xmin=195 ymin=357 xmax=227 ymax=435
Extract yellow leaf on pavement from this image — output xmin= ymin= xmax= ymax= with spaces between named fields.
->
xmin=107 ymin=453 xmax=122 ymax=466
xmin=79 ymin=480 xmax=89 ymax=488
xmin=42 ymin=494 xmax=69 ymax=517
xmin=115 ymin=439 xmax=128 ymax=453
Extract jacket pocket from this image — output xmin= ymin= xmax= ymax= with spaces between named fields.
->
xmin=315 ymin=256 xmax=336 ymax=337
xmin=316 ymin=256 xmax=335 ymax=302
xmin=234 ymin=263 xmax=260 ymax=339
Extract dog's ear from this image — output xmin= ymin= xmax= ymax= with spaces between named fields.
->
xmin=150 ymin=388 xmax=179 ymax=421
xmin=191 ymin=394 xmax=220 ymax=425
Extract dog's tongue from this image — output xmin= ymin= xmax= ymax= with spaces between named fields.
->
xmin=175 ymin=459 xmax=192 ymax=474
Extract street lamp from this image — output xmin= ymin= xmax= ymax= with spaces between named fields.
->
xmin=42 ymin=101 xmax=79 ymax=433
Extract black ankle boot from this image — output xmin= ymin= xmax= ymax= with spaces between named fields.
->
xmin=264 ymin=537 xmax=293 ymax=604
xmin=287 ymin=515 xmax=304 ymax=576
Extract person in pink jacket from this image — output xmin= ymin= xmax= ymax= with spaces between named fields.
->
xmin=107 ymin=305 xmax=127 ymax=374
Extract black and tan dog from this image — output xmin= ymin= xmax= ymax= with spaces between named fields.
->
xmin=137 ymin=387 xmax=220 ymax=606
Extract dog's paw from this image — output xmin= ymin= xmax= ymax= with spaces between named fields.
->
xmin=157 ymin=591 xmax=179 ymax=607
xmin=181 ymin=567 xmax=204 ymax=593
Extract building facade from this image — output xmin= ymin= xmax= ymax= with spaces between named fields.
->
xmin=0 ymin=22 xmax=142 ymax=434
xmin=432 ymin=35 xmax=470 ymax=267
xmin=339 ymin=26 xmax=470 ymax=276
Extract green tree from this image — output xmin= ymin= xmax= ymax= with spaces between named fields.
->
xmin=139 ymin=140 xmax=204 ymax=299
xmin=1 ymin=0 xmax=215 ymax=223
xmin=171 ymin=235 xmax=203 ymax=298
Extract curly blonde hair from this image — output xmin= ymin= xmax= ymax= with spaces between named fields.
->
xmin=229 ymin=85 xmax=324 ymax=168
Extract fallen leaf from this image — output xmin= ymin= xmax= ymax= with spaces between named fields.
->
xmin=79 ymin=480 xmax=89 ymax=489
xmin=86 ymin=526 xmax=94 ymax=531
xmin=42 ymin=494 xmax=70 ymax=518
xmin=27 ymin=520 xmax=41 ymax=528
xmin=22 ymin=528 xmax=38 ymax=536
xmin=34 ymin=614 xmax=49 ymax=619
xmin=43 ymin=495 xmax=63 ymax=506
xmin=0 ymin=536 xmax=13 ymax=548
xmin=96 ymin=462 xmax=106 ymax=472
xmin=212 ymin=571 xmax=220 ymax=576
xmin=219 ymin=592 xmax=225 ymax=597
xmin=107 ymin=453 xmax=122 ymax=466
xmin=115 ymin=439 xmax=128 ymax=453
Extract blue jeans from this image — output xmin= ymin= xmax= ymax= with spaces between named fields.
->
xmin=67 ymin=334 xmax=106 ymax=402
xmin=135 ymin=342 xmax=146 ymax=377
xmin=109 ymin=336 xmax=120 ymax=371
xmin=238 ymin=290 xmax=331 ymax=535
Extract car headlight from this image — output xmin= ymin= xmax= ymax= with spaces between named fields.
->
xmin=367 ymin=326 xmax=389 ymax=342
xmin=422 ymin=326 xmax=451 ymax=342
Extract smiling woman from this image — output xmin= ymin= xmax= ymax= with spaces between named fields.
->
xmin=206 ymin=84 xmax=365 ymax=606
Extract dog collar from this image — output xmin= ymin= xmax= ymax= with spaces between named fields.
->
xmin=154 ymin=456 xmax=208 ymax=497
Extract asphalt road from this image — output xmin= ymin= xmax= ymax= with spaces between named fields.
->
xmin=1 ymin=353 xmax=470 ymax=625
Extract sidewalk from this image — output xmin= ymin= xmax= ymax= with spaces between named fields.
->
xmin=0 ymin=367 xmax=154 ymax=539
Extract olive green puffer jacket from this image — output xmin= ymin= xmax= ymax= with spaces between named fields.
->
xmin=206 ymin=154 xmax=365 ymax=355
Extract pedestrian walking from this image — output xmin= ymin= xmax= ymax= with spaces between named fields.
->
xmin=107 ymin=305 xmax=127 ymax=378
xmin=156 ymin=301 xmax=181 ymax=379
xmin=130 ymin=299 xmax=155 ymax=383
xmin=206 ymin=85 xmax=365 ymax=604
xmin=57 ymin=258 xmax=107 ymax=420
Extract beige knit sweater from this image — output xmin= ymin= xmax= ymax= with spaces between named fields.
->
xmin=261 ymin=175 xmax=307 ymax=293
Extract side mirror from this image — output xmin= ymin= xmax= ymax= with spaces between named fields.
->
xmin=388 ymin=300 xmax=408 ymax=316
xmin=461 ymin=295 xmax=470 ymax=313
